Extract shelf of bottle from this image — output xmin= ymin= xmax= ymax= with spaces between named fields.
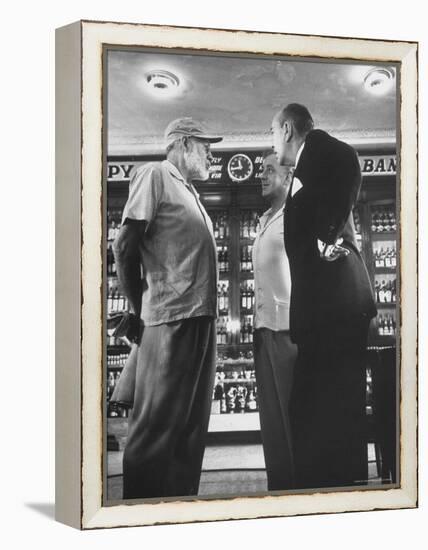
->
xmin=370 ymin=231 xmax=396 ymax=241
xmin=240 ymin=237 xmax=256 ymax=244
xmin=240 ymin=271 xmax=254 ymax=280
xmin=374 ymin=267 xmax=397 ymax=274
xmin=217 ymin=378 xmax=256 ymax=384
xmin=107 ymin=309 xmax=127 ymax=317
xmin=217 ymin=342 xmax=254 ymax=349
xmin=218 ymin=272 xmax=230 ymax=280
xmin=217 ymin=343 xmax=236 ymax=350
xmin=369 ymin=335 xmax=396 ymax=347
xmin=376 ymin=302 xmax=396 ymax=308
xmin=108 ymin=364 xmax=126 ymax=371
xmin=215 ymin=237 xmax=229 ymax=245
xmin=208 ymin=411 xmax=260 ymax=432
xmin=219 ymin=359 xmax=254 ymax=368
xmin=107 ymin=344 xmax=131 ymax=353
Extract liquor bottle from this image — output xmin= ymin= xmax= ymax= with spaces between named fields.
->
xmin=247 ymin=320 xmax=253 ymax=343
xmin=220 ymin=388 xmax=227 ymax=413
xmin=224 ymin=246 xmax=229 ymax=273
xmin=241 ymin=282 xmax=247 ymax=311
xmin=378 ymin=315 xmax=384 ymax=336
xmin=248 ymin=245 xmax=253 ymax=272
xmin=250 ymin=211 xmax=258 ymax=239
xmin=385 ymin=248 xmax=392 ymax=268
xmin=237 ymin=386 xmax=247 ymax=413
xmin=384 ymin=280 xmax=392 ymax=303
xmin=371 ymin=209 xmax=379 ymax=233
xmin=391 ymin=211 xmax=397 ymax=231
xmin=392 ymin=279 xmax=396 ymax=303
xmin=391 ymin=245 xmax=397 ymax=268
xmin=227 ymin=386 xmax=237 ymax=413
xmin=377 ymin=208 xmax=385 ymax=232
xmin=219 ymin=284 xmax=225 ymax=312
xmin=217 ymin=318 xmax=223 ymax=344
xmin=213 ymin=215 xmax=219 ymax=239
xmin=107 ymin=372 xmax=115 ymax=400
xmin=378 ymin=280 xmax=386 ymax=303
xmin=374 ymin=280 xmax=380 ymax=303
xmin=246 ymin=283 xmax=251 ymax=310
xmin=243 ymin=213 xmax=249 ymax=239
xmin=220 ymin=247 xmax=224 ymax=272
xmin=249 ymin=281 xmax=255 ymax=310
xmin=373 ymin=248 xmax=378 ymax=268
xmin=388 ymin=315 xmax=394 ymax=336
xmin=384 ymin=212 xmax=391 ymax=232
xmin=224 ymin=284 xmax=229 ymax=311
xmin=246 ymin=389 xmax=258 ymax=412
xmin=218 ymin=216 xmax=224 ymax=239
xmin=242 ymin=318 xmax=246 ymax=343
xmin=353 ymin=209 xmax=361 ymax=234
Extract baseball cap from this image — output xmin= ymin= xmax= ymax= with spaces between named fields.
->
xmin=164 ymin=117 xmax=223 ymax=147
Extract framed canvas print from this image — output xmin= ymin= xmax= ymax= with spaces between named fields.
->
xmin=55 ymin=20 xmax=418 ymax=529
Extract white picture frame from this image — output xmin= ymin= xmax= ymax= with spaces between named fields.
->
xmin=55 ymin=19 xmax=418 ymax=530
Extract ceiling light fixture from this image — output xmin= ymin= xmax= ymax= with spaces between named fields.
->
xmin=363 ymin=67 xmax=395 ymax=96
xmin=145 ymin=70 xmax=180 ymax=98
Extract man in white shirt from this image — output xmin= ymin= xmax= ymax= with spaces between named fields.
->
xmin=252 ymin=151 xmax=297 ymax=490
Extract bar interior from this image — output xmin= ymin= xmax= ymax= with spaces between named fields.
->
xmin=105 ymin=49 xmax=398 ymax=499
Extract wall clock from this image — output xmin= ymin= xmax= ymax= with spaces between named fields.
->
xmin=227 ymin=153 xmax=254 ymax=182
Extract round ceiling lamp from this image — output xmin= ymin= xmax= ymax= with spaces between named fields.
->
xmin=145 ymin=70 xmax=181 ymax=98
xmin=363 ymin=67 xmax=395 ymax=96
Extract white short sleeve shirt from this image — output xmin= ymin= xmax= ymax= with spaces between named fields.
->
xmin=252 ymin=207 xmax=292 ymax=331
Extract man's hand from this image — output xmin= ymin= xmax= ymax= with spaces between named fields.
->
xmin=318 ymin=237 xmax=350 ymax=262
xmin=109 ymin=311 xmax=144 ymax=345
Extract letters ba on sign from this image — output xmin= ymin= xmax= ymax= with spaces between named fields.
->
xmin=107 ymin=155 xmax=397 ymax=183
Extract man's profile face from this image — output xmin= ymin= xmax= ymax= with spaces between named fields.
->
xmin=261 ymin=154 xmax=287 ymax=201
xmin=272 ymin=113 xmax=296 ymax=166
xmin=271 ymin=114 xmax=287 ymax=166
xmin=184 ymin=138 xmax=213 ymax=181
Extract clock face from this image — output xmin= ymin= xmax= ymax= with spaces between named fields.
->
xmin=227 ymin=154 xmax=254 ymax=182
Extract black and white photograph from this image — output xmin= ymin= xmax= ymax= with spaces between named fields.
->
xmin=104 ymin=47 xmax=400 ymax=503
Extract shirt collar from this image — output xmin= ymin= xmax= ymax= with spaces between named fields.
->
xmin=163 ymin=159 xmax=201 ymax=198
xmin=295 ymin=141 xmax=305 ymax=168
xmin=260 ymin=202 xmax=285 ymax=227
xmin=163 ymin=159 xmax=186 ymax=184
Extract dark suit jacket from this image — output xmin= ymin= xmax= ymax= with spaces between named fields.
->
xmin=284 ymin=129 xmax=377 ymax=343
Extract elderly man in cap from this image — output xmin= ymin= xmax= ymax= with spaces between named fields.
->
xmin=113 ymin=117 xmax=222 ymax=499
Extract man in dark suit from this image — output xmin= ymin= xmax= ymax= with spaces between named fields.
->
xmin=271 ymin=103 xmax=377 ymax=490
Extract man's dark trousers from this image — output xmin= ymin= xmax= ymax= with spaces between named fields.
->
xmin=289 ymin=318 xmax=370 ymax=490
xmin=122 ymin=316 xmax=216 ymax=499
